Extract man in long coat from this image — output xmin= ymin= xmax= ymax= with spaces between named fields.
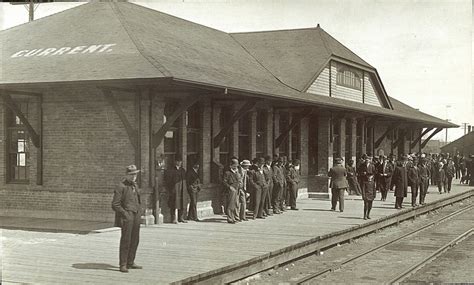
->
xmin=165 ymin=158 xmax=188 ymax=224
xmin=392 ymin=160 xmax=408 ymax=209
xmin=358 ymin=156 xmax=377 ymax=219
xmin=249 ymin=157 xmax=269 ymax=219
xmin=287 ymin=159 xmax=301 ymax=210
xmin=272 ymin=157 xmax=285 ymax=214
xmin=418 ymin=158 xmax=431 ymax=205
xmin=263 ymin=156 xmax=274 ymax=216
xmin=186 ymin=162 xmax=201 ymax=221
xmin=222 ymin=158 xmax=241 ymax=223
xmin=328 ymin=158 xmax=348 ymax=212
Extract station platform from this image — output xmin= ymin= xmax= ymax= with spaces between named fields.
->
xmin=1 ymin=183 xmax=473 ymax=284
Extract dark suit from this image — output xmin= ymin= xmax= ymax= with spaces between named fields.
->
xmin=437 ymin=168 xmax=447 ymax=193
xmin=287 ymin=167 xmax=300 ymax=209
xmin=328 ymin=164 xmax=348 ymax=211
xmin=376 ymin=161 xmax=393 ymax=201
xmin=263 ymin=164 xmax=273 ymax=215
xmin=112 ymin=179 xmax=141 ymax=267
xmin=445 ymin=164 xmax=455 ymax=193
xmin=408 ymin=165 xmax=420 ymax=206
xmin=392 ymin=165 xmax=408 ymax=208
xmin=418 ymin=163 xmax=430 ymax=204
xmin=165 ymin=166 xmax=188 ymax=222
xmin=222 ymin=168 xmax=241 ymax=223
xmin=249 ymin=167 xmax=268 ymax=218
xmin=186 ymin=169 xmax=201 ymax=221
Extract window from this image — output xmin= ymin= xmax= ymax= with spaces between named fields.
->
xmin=219 ymin=106 xmax=232 ymax=167
xmin=336 ymin=68 xmax=362 ymax=90
xmin=256 ymin=110 xmax=266 ymax=158
xmin=163 ymin=102 xmax=180 ymax=167
xmin=186 ymin=103 xmax=201 ymax=170
xmin=238 ymin=112 xmax=250 ymax=160
xmin=6 ymin=101 xmax=30 ymax=183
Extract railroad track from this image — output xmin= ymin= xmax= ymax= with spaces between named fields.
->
xmin=295 ymin=203 xmax=474 ymax=284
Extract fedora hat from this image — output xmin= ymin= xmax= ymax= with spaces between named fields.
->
xmin=126 ymin=164 xmax=141 ymax=175
xmin=240 ymin=160 xmax=251 ymax=166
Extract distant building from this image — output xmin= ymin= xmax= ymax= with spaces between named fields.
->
xmin=422 ymin=139 xmax=447 ymax=154
xmin=0 ymin=2 xmax=456 ymax=222
xmin=441 ymin=132 xmax=474 ymax=156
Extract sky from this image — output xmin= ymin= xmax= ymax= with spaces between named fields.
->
xmin=0 ymin=0 xmax=472 ymax=143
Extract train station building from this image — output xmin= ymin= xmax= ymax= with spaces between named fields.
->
xmin=0 ymin=2 xmax=456 ymax=223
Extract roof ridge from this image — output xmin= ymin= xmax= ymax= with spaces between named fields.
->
xmin=126 ymin=2 xmax=230 ymax=36
xmin=318 ymin=26 xmax=373 ymax=68
xmin=110 ymin=2 xmax=172 ymax=77
xmin=230 ymin=27 xmax=319 ymax=35
xmin=316 ymin=26 xmax=332 ymax=58
xmin=229 ymin=34 xmax=302 ymax=92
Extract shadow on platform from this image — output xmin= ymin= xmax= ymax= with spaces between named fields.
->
xmin=302 ymin=208 xmax=333 ymax=212
xmin=72 ymin=263 xmax=118 ymax=271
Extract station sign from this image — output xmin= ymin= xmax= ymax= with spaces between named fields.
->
xmin=10 ymin=43 xmax=117 ymax=58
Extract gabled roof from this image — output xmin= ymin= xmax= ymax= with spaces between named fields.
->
xmin=0 ymin=2 xmax=455 ymax=128
xmin=231 ymin=26 xmax=373 ymax=92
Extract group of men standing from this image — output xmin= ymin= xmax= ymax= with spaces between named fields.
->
xmin=328 ymin=152 xmax=464 ymax=220
xmin=222 ymin=156 xmax=301 ymax=224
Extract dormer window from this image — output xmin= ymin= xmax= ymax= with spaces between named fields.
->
xmin=336 ymin=67 xmax=362 ymax=90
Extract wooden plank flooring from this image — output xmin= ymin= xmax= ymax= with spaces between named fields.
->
xmin=2 ymin=184 xmax=472 ymax=284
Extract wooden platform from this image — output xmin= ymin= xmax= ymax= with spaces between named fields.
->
xmin=2 ymin=183 xmax=473 ymax=284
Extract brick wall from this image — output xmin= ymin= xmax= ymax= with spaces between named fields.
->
xmin=0 ymin=85 xmax=137 ymax=222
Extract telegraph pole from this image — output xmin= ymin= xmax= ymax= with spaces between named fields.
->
xmin=461 ymin=123 xmax=469 ymax=135
xmin=28 ymin=0 xmax=34 ymax=22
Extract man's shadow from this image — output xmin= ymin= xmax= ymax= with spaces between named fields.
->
xmin=72 ymin=263 xmax=118 ymax=271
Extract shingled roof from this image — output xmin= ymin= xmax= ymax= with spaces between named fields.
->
xmin=231 ymin=26 xmax=373 ymax=92
xmin=0 ymin=2 xmax=455 ymax=128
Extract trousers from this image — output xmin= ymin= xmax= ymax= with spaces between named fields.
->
xmin=331 ymin=188 xmax=345 ymax=211
xmin=119 ymin=211 xmax=141 ymax=267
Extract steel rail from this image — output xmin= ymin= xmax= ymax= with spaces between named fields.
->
xmin=388 ymin=228 xmax=473 ymax=284
xmin=295 ymin=204 xmax=474 ymax=284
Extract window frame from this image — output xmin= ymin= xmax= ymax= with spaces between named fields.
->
xmin=5 ymin=100 xmax=30 ymax=184
xmin=336 ymin=67 xmax=362 ymax=91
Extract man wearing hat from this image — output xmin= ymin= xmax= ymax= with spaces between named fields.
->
xmin=238 ymin=159 xmax=251 ymax=221
xmin=418 ymin=157 xmax=431 ymax=205
xmin=164 ymin=157 xmax=188 ymax=224
xmin=407 ymin=157 xmax=420 ymax=207
xmin=287 ymin=159 xmax=301 ymax=210
xmin=222 ymin=158 xmax=241 ymax=223
xmin=112 ymin=164 xmax=143 ymax=273
xmin=358 ymin=156 xmax=377 ymax=218
xmin=328 ymin=158 xmax=348 ymax=212
xmin=376 ymin=155 xmax=393 ymax=201
xmin=249 ymin=157 xmax=269 ymax=218
xmin=272 ymin=157 xmax=286 ymax=214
